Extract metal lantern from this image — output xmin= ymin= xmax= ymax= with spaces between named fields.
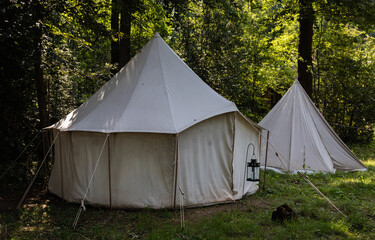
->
xmin=246 ymin=143 xmax=260 ymax=182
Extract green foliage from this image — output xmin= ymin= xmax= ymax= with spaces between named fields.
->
xmin=0 ymin=0 xmax=112 ymax=184
xmin=313 ymin=20 xmax=375 ymax=142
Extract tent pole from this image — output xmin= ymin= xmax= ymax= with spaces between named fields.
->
xmin=230 ymin=114 xmax=236 ymax=192
xmin=262 ymin=131 xmax=270 ymax=190
xmin=108 ymin=134 xmax=112 ymax=210
xmin=297 ymin=171 xmax=346 ymax=217
xmin=173 ymin=134 xmax=179 ymax=209
xmin=59 ymin=132 xmax=64 ymax=200
xmin=49 ymin=130 xmax=53 ymax=174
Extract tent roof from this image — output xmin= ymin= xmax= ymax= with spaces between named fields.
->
xmin=47 ymin=33 xmax=244 ymax=134
xmin=259 ymin=80 xmax=366 ymax=172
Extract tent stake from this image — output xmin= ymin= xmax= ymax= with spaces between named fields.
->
xmin=297 ymin=171 xmax=346 ymax=217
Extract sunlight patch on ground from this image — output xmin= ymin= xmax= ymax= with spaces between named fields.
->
xmin=363 ymin=159 xmax=375 ymax=167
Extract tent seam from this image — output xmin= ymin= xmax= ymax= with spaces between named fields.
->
xmin=156 ymin=38 xmax=178 ymax=132
xmin=288 ymin=85 xmax=295 ymax=172
xmin=176 ymin=107 xmax=237 ymax=133
xmin=297 ymin=84 xmax=334 ymax=171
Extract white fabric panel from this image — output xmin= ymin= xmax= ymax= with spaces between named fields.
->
xmin=176 ymin=114 xmax=235 ymax=207
xmin=259 ymin=84 xmax=294 ymax=170
xmin=49 ymin=132 xmax=110 ymax=205
xmin=49 ymin=132 xmax=175 ymax=208
xmin=301 ymin=88 xmax=366 ymax=171
xmin=260 ymin=80 xmax=366 ymax=173
xmin=115 ymin=40 xmax=176 ymax=132
xmin=48 ymin=33 xmax=237 ymax=134
xmin=69 ymin=132 xmax=110 ymax=205
xmin=232 ymin=113 xmax=259 ymax=199
xmin=289 ymin=88 xmax=334 ymax=172
xmin=110 ymin=133 xmax=175 ymax=208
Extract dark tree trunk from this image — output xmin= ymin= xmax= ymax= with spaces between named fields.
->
xmin=111 ymin=0 xmax=120 ymax=74
xmin=119 ymin=0 xmax=132 ymax=68
xmin=34 ymin=22 xmax=49 ymax=129
xmin=297 ymin=0 xmax=314 ymax=98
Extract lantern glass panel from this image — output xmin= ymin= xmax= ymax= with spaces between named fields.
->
xmin=247 ymin=162 xmax=252 ymax=181
xmin=254 ymin=162 xmax=260 ymax=181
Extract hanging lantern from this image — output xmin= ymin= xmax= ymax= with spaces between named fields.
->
xmin=246 ymin=143 xmax=260 ymax=182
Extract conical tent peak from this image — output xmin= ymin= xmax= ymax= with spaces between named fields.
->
xmin=152 ymin=32 xmax=161 ymax=38
xmin=259 ymin=80 xmax=366 ymax=173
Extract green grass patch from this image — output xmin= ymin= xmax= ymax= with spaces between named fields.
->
xmin=1 ymin=142 xmax=374 ymax=239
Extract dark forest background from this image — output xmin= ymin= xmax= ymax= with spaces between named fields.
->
xmin=1 ymin=0 xmax=375 ymax=186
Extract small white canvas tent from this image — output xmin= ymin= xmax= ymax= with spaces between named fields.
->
xmin=259 ymin=80 xmax=366 ymax=173
xmin=47 ymin=33 xmax=262 ymax=209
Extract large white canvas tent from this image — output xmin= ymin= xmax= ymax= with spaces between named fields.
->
xmin=259 ymin=80 xmax=366 ymax=173
xmin=46 ymin=33 xmax=262 ymax=209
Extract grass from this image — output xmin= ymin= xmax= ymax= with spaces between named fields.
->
xmin=1 ymin=141 xmax=374 ymax=239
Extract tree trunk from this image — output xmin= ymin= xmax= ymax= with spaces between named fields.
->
xmin=297 ymin=0 xmax=314 ymax=98
xmin=119 ymin=0 xmax=132 ymax=68
xmin=34 ymin=22 xmax=49 ymax=129
xmin=111 ymin=0 xmax=120 ymax=73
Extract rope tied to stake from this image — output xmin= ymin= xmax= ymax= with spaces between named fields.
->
xmin=179 ymin=187 xmax=185 ymax=230
xmin=80 ymin=199 xmax=86 ymax=211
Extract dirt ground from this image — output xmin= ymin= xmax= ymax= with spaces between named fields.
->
xmin=1 ymin=185 xmax=275 ymax=222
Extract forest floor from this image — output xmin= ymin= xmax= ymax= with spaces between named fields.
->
xmin=0 ymin=141 xmax=374 ymax=239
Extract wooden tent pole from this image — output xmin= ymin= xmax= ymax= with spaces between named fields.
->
xmin=297 ymin=171 xmax=346 ymax=217
xmin=108 ymin=134 xmax=112 ymax=209
xmin=173 ymin=134 xmax=179 ymax=209
xmin=262 ymin=131 xmax=270 ymax=190
xmin=59 ymin=132 xmax=64 ymax=200
xmin=42 ymin=131 xmax=47 ymax=181
xmin=49 ymin=131 xmax=53 ymax=173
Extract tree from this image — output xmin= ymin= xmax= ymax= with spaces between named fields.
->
xmin=111 ymin=0 xmax=141 ymax=72
xmin=297 ymin=0 xmax=314 ymax=97
xmin=0 ymin=0 xmax=112 ymax=184
xmin=312 ymin=20 xmax=375 ymax=142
